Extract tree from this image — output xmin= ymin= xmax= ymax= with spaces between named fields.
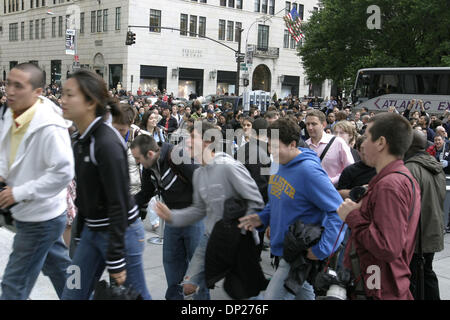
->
xmin=298 ymin=0 xmax=450 ymax=93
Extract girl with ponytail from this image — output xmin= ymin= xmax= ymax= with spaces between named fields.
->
xmin=60 ymin=69 xmax=151 ymax=300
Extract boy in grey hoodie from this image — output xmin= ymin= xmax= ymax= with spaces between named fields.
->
xmin=155 ymin=121 xmax=264 ymax=300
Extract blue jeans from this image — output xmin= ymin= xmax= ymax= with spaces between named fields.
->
xmin=61 ymin=219 xmax=151 ymax=300
xmin=181 ymin=233 xmax=211 ymax=300
xmin=163 ymin=221 xmax=206 ymax=300
xmin=1 ymin=213 xmax=71 ymax=300
xmin=264 ymin=258 xmax=315 ymax=300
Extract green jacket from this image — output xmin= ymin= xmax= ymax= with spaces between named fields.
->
xmin=405 ymin=152 xmax=445 ymax=253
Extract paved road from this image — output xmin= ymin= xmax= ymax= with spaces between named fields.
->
xmin=1 ymin=222 xmax=449 ymax=300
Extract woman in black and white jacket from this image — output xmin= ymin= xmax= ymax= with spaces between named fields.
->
xmin=60 ymin=70 xmax=151 ymax=300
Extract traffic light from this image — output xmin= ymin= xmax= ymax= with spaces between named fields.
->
xmin=125 ymin=31 xmax=136 ymax=46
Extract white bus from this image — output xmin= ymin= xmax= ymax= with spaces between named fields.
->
xmin=351 ymin=67 xmax=450 ymax=114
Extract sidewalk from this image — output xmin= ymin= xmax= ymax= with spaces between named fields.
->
xmin=1 ymin=225 xmax=449 ymax=300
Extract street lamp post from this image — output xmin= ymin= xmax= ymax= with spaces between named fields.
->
xmin=47 ymin=11 xmax=78 ymax=74
xmin=235 ymin=27 xmax=243 ymax=97
xmin=242 ymin=8 xmax=288 ymax=109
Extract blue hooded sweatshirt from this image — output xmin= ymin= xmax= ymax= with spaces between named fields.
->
xmin=258 ymin=147 xmax=346 ymax=260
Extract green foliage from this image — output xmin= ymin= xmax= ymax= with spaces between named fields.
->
xmin=299 ymin=0 xmax=450 ymax=93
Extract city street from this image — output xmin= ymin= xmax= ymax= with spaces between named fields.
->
xmin=1 ymin=219 xmax=450 ymax=300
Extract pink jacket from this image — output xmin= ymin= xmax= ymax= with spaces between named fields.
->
xmin=344 ymin=160 xmax=421 ymax=300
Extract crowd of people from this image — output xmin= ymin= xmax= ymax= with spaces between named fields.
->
xmin=0 ymin=63 xmax=449 ymax=301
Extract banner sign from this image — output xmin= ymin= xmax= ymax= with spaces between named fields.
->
xmin=65 ymin=29 xmax=76 ymax=55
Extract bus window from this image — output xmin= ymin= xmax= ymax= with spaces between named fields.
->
xmin=437 ymin=74 xmax=450 ymax=95
xmin=402 ymin=74 xmax=417 ymax=94
xmin=418 ymin=74 xmax=437 ymax=94
xmin=376 ymin=74 xmax=400 ymax=95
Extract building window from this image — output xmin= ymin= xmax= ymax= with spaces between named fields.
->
xmin=91 ymin=11 xmax=96 ymax=33
xmin=103 ymin=9 xmax=108 ymax=32
xmin=257 ymin=24 xmax=269 ymax=51
xmin=35 ymin=19 xmax=39 ymax=39
xmin=41 ymin=18 xmax=45 ymax=39
xmin=254 ymin=0 xmax=260 ymax=12
xmin=65 ymin=14 xmax=69 ymax=30
xmin=290 ymin=34 xmax=296 ymax=49
xmin=200 ymin=0 xmax=206 ymax=2
xmin=10 ymin=61 xmax=18 ymax=70
xmin=292 ymin=3 xmax=297 ymax=12
xmin=226 ymin=20 xmax=233 ymax=41
xmin=269 ymin=0 xmax=275 ymax=15
xmin=261 ymin=0 xmax=267 ymax=13
xmin=228 ymin=0 xmax=234 ymax=7
xmin=235 ymin=22 xmax=241 ymax=43
xmin=149 ymin=9 xmax=161 ymax=33
xmin=22 ymin=0 xmax=24 ymax=10
xmin=80 ymin=12 xmax=84 ymax=34
xmin=30 ymin=0 xmax=33 ymax=8
xmin=199 ymin=16 xmax=206 ymax=38
xmin=96 ymin=10 xmax=102 ymax=33
xmin=283 ymin=29 xmax=289 ymax=48
xmin=180 ymin=13 xmax=188 ymax=36
xmin=298 ymin=4 xmax=304 ymax=20
xmin=9 ymin=23 xmax=18 ymax=41
xmin=236 ymin=0 xmax=242 ymax=9
xmin=58 ymin=15 xmax=62 ymax=36
xmin=220 ymin=0 xmax=226 ymax=6
xmin=52 ymin=17 xmax=56 ymax=37
xmin=189 ymin=15 xmax=197 ymax=37
xmin=285 ymin=1 xmax=291 ymax=14
xmin=218 ymin=19 xmax=225 ymax=40
xmin=115 ymin=7 xmax=121 ymax=30
xmin=29 ymin=20 xmax=33 ymax=40
xmin=313 ymin=7 xmax=318 ymax=12
xmin=21 ymin=21 xmax=24 ymax=40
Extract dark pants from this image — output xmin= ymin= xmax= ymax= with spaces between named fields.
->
xmin=409 ymin=253 xmax=440 ymax=300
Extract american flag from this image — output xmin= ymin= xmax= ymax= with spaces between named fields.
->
xmin=284 ymin=8 xmax=304 ymax=43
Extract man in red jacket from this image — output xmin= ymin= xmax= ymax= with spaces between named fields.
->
xmin=337 ymin=112 xmax=421 ymax=300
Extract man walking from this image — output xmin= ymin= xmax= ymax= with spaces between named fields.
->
xmin=238 ymin=118 xmax=346 ymax=300
xmin=130 ymin=134 xmax=207 ymax=300
xmin=0 ymin=63 xmax=73 ymax=299
xmin=404 ymin=130 xmax=445 ymax=300
xmin=337 ymin=113 xmax=420 ymax=300
xmin=305 ymin=110 xmax=354 ymax=186
xmin=155 ymin=121 xmax=264 ymax=299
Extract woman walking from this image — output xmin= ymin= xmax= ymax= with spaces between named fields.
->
xmin=60 ymin=70 xmax=151 ymax=300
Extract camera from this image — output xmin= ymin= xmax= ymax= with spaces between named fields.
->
xmin=349 ymin=185 xmax=368 ymax=203
xmin=314 ymin=268 xmax=353 ymax=300
xmin=0 ymin=181 xmax=16 ymax=226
